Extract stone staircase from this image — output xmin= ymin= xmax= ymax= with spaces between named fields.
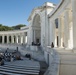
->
xmin=0 ymin=44 xmax=45 ymax=62
xmin=0 ymin=60 xmax=40 ymax=75
xmin=0 ymin=44 xmax=46 ymax=75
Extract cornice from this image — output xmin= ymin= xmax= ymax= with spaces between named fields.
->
xmin=49 ymin=0 xmax=65 ymax=18
xmin=28 ymin=2 xmax=55 ymax=21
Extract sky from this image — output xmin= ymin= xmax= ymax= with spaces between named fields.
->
xmin=0 ymin=0 xmax=60 ymax=26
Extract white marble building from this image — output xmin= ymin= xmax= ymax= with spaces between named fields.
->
xmin=1 ymin=0 xmax=76 ymax=75
xmin=27 ymin=2 xmax=55 ymax=47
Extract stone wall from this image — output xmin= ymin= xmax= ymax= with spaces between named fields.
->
xmin=44 ymin=47 xmax=60 ymax=75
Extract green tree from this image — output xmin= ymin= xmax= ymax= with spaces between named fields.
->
xmin=0 ymin=24 xmax=13 ymax=31
xmin=0 ymin=24 xmax=26 ymax=31
xmin=12 ymin=24 xmax=26 ymax=30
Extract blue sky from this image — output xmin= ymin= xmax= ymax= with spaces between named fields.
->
xmin=0 ymin=0 xmax=60 ymax=26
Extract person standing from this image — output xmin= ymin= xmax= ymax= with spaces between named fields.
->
xmin=51 ymin=42 xmax=54 ymax=48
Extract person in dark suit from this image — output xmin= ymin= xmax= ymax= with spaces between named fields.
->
xmin=51 ymin=42 xmax=54 ymax=48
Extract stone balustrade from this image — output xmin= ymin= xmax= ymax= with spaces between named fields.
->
xmin=44 ymin=47 xmax=60 ymax=75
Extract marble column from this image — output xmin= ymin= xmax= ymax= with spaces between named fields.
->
xmin=20 ymin=35 xmax=23 ymax=44
xmin=58 ymin=16 xmax=65 ymax=48
xmin=52 ymin=21 xmax=56 ymax=47
xmin=34 ymin=30 xmax=36 ymax=43
xmin=27 ymin=32 xmax=28 ymax=44
xmin=2 ymin=35 xmax=4 ymax=44
xmin=60 ymin=16 xmax=64 ymax=48
xmin=71 ymin=0 xmax=76 ymax=49
xmin=55 ymin=34 xmax=57 ymax=47
xmin=23 ymin=34 xmax=25 ymax=44
xmin=32 ymin=30 xmax=34 ymax=43
xmin=64 ymin=10 xmax=70 ymax=48
xmin=7 ymin=35 xmax=9 ymax=44
xmin=11 ymin=35 xmax=14 ymax=43
xmin=30 ymin=28 xmax=33 ymax=45
xmin=60 ymin=17 xmax=64 ymax=48
xmin=25 ymin=32 xmax=27 ymax=44
xmin=15 ymin=35 xmax=18 ymax=44
xmin=58 ymin=17 xmax=62 ymax=47
xmin=49 ymin=20 xmax=53 ymax=45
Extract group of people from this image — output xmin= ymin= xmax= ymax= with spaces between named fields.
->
xmin=0 ymin=50 xmax=16 ymax=63
xmin=32 ymin=42 xmax=54 ymax=48
xmin=25 ymin=54 xmax=31 ymax=60
xmin=0 ymin=48 xmax=21 ymax=66
xmin=32 ymin=42 xmax=41 ymax=46
xmin=4 ymin=50 xmax=15 ymax=62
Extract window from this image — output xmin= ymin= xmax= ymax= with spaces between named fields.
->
xmin=55 ymin=18 xmax=58 ymax=28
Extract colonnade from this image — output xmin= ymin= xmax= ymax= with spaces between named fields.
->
xmin=53 ymin=0 xmax=76 ymax=49
xmin=0 ymin=32 xmax=27 ymax=44
xmin=54 ymin=10 xmax=73 ymax=49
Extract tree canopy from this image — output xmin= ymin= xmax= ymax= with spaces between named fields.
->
xmin=12 ymin=24 xmax=26 ymax=30
xmin=0 ymin=24 xmax=26 ymax=31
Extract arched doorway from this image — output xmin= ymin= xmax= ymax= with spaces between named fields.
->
xmin=32 ymin=14 xmax=41 ymax=45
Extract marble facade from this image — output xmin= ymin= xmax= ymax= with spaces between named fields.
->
xmin=0 ymin=0 xmax=75 ymax=50
xmin=0 ymin=1 xmax=76 ymax=75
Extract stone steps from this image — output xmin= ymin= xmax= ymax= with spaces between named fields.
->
xmin=3 ymin=65 xmax=40 ymax=70
xmin=0 ymin=60 xmax=40 ymax=75
xmin=0 ymin=65 xmax=39 ymax=75
xmin=0 ymin=65 xmax=40 ymax=71
xmin=0 ymin=68 xmax=39 ymax=75
xmin=5 ymin=63 xmax=40 ymax=68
